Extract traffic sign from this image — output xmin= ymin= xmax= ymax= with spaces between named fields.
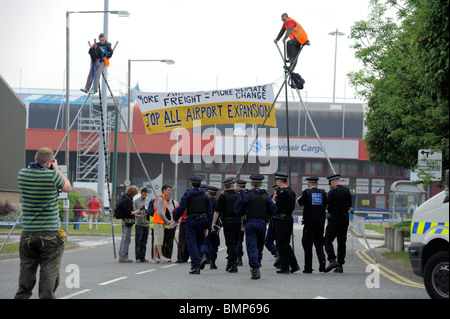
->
xmin=410 ymin=149 xmax=442 ymax=181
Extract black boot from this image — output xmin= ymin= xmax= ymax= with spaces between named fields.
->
xmin=228 ymin=262 xmax=238 ymax=273
xmin=200 ymin=254 xmax=208 ymax=270
xmin=251 ymin=268 xmax=261 ymax=279
xmin=237 ymin=256 xmax=243 ymax=266
xmin=226 ymin=259 xmax=232 ymax=271
xmin=334 ymin=264 xmax=343 ymax=273
xmin=210 ymin=259 xmax=217 ymax=269
xmin=273 ymin=253 xmax=280 ymax=268
xmin=324 ymin=260 xmax=339 ymax=273
xmin=319 ymin=260 xmax=326 ymax=272
xmin=189 ymin=266 xmax=200 ymax=274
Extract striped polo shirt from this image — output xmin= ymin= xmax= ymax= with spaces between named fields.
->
xmin=17 ymin=162 xmax=65 ymax=231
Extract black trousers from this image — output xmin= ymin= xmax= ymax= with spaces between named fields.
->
xmin=176 ymin=222 xmax=189 ymax=262
xmin=273 ymin=215 xmax=298 ymax=271
xmin=287 ymin=38 xmax=301 ymax=60
xmin=223 ymin=218 xmax=241 ymax=263
xmin=301 ymin=220 xmax=326 ymax=270
xmin=162 ymin=227 xmax=176 ymax=259
xmin=135 ymin=225 xmax=149 ymax=261
xmin=324 ymin=218 xmax=349 ymax=265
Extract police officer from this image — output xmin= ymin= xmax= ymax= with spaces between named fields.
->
xmin=235 ymin=179 xmax=247 ymax=266
xmin=204 ymin=185 xmax=220 ymax=269
xmin=297 ymin=177 xmax=327 ymax=273
xmin=272 ymin=173 xmax=300 ymax=274
xmin=324 ymin=174 xmax=352 ymax=273
xmin=234 ymin=174 xmax=277 ymax=279
xmin=174 ymin=175 xmax=213 ymax=274
xmin=212 ymin=177 xmax=241 ymax=273
xmin=265 ymin=185 xmax=279 ymax=267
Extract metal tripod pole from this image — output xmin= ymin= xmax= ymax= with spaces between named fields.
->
xmin=233 ymin=77 xmax=288 ymax=180
xmin=97 ymin=80 xmax=116 ymax=258
xmin=293 ymin=88 xmax=336 ymax=175
xmin=54 ymin=91 xmax=92 ymax=157
xmin=101 ymin=73 xmax=158 ymax=197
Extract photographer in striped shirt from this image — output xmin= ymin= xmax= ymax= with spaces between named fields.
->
xmin=15 ymin=147 xmax=71 ymax=299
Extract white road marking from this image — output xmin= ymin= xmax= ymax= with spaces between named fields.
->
xmin=136 ymin=269 xmax=157 ymax=275
xmin=59 ymin=289 xmax=92 ymax=299
xmin=98 ymin=276 xmax=128 ymax=286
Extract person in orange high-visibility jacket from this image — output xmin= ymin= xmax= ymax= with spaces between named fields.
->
xmin=152 ymin=185 xmax=173 ymax=263
xmin=274 ymin=13 xmax=309 ymax=63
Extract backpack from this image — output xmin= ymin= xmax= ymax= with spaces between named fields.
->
xmin=113 ymin=197 xmax=124 ymax=219
xmin=289 ymin=73 xmax=305 ymax=90
xmin=147 ymin=199 xmax=156 ymax=217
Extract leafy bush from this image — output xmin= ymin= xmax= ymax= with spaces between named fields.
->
xmin=0 ymin=200 xmax=16 ymax=217
xmin=393 ymin=221 xmax=411 ymax=238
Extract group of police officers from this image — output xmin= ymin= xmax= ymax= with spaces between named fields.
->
xmin=173 ymin=172 xmax=353 ymax=279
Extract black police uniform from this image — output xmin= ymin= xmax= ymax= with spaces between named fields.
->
xmin=297 ymin=177 xmax=327 ymax=273
xmin=235 ymin=179 xmax=247 ymax=266
xmin=173 ymin=175 xmax=213 ymax=274
xmin=234 ymin=174 xmax=277 ymax=279
xmin=200 ymin=185 xmax=220 ymax=269
xmin=324 ymin=174 xmax=352 ymax=273
xmin=265 ymin=185 xmax=279 ymax=265
xmin=273 ymin=173 xmax=300 ymax=274
xmin=216 ymin=177 xmax=241 ymax=272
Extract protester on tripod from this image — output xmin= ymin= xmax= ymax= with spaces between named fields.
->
xmin=274 ymin=13 xmax=308 ymax=63
xmin=81 ymin=32 xmax=113 ymax=94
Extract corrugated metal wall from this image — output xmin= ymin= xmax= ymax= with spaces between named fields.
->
xmin=0 ymin=74 xmax=26 ymax=191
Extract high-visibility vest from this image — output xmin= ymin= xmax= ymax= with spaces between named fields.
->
xmin=284 ymin=17 xmax=308 ymax=45
xmin=153 ymin=194 xmax=167 ymax=225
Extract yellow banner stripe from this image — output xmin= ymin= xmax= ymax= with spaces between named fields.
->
xmin=141 ymin=102 xmax=276 ymax=134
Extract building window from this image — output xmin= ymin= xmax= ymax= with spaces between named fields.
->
xmin=220 ymin=162 xmax=230 ymax=171
xmin=331 ymin=162 xmax=340 ymax=175
xmin=376 ymin=163 xmax=387 ymax=176
xmin=365 ymin=163 xmax=375 ymax=176
xmin=312 ymin=161 xmax=323 ymax=175
xmin=395 ymin=167 xmax=405 ymax=177
xmin=347 ymin=161 xmax=357 ymax=176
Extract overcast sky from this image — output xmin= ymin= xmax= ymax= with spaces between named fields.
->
xmin=0 ymin=0 xmax=372 ymax=103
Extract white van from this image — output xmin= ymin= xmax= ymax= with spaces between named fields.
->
xmin=408 ymin=170 xmax=449 ymax=299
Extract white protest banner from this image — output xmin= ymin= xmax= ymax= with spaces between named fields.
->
xmin=134 ymin=84 xmax=275 ymax=134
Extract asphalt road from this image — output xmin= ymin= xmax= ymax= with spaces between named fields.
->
xmin=0 ymin=225 xmax=428 ymax=303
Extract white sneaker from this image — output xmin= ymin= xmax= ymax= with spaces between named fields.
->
xmin=151 ymin=259 xmax=160 ymax=263
xmin=160 ymin=257 xmax=170 ymax=263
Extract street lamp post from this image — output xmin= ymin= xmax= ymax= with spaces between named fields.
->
xmin=328 ymin=28 xmax=345 ymax=104
xmin=125 ymin=59 xmax=175 ymax=183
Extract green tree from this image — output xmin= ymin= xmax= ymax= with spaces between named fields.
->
xmin=349 ymin=0 xmax=449 ymax=178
